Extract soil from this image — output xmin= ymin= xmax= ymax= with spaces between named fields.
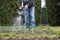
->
xmin=16 ymin=30 xmax=55 ymax=34
xmin=0 ymin=30 xmax=60 ymax=40
xmin=0 ymin=30 xmax=55 ymax=34
xmin=0 ymin=37 xmax=60 ymax=40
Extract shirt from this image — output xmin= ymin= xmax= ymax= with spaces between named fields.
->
xmin=18 ymin=0 xmax=34 ymax=8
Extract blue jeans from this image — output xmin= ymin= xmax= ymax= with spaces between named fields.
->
xmin=23 ymin=7 xmax=35 ymax=29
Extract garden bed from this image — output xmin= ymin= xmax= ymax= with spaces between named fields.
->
xmin=0 ymin=26 xmax=60 ymax=40
xmin=0 ymin=37 xmax=60 ymax=40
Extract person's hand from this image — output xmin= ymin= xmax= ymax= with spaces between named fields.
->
xmin=19 ymin=7 xmax=23 ymax=11
xmin=24 ymin=4 xmax=28 ymax=9
xmin=19 ymin=7 xmax=22 ymax=9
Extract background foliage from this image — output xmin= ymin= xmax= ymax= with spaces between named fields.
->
xmin=46 ymin=0 xmax=60 ymax=26
xmin=0 ymin=0 xmax=60 ymax=26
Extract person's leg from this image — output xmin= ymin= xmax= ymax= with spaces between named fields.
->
xmin=23 ymin=9 xmax=31 ymax=29
xmin=30 ymin=7 xmax=35 ymax=27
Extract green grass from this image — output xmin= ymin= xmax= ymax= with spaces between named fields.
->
xmin=0 ymin=26 xmax=60 ymax=38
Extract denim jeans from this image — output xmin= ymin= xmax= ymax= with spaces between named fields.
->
xmin=23 ymin=6 xmax=35 ymax=29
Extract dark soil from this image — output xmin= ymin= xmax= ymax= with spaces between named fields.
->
xmin=0 ymin=30 xmax=59 ymax=40
xmin=0 ymin=30 xmax=55 ymax=34
xmin=0 ymin=37 xmax=60 ymax=40
xmin=16 ymin=30 xmax=55 ymax=34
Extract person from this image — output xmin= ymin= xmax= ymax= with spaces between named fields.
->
xmin=18 ymin=0 xmax=35 ymax=30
